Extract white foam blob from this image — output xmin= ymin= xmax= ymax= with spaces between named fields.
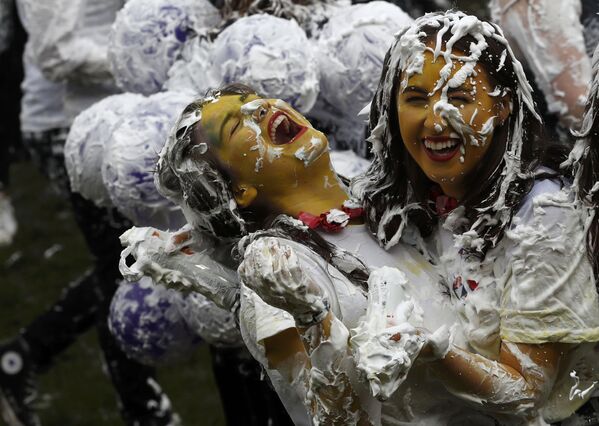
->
xmin=180 ymin=292 xmax=242 ymax=348
xmin=210 ymin=14 xmax=319 ymax=113
xmin=329 ymin=149 xmax=371 ymax=179
xmin=109 ymin=276 xmax=202 ymax=366
xmin=65 ymin=93 xmax=146 ymax=208
xmin=316 ymin=2 xmax=413 ymax=118
xmin=109 ymin=0 xmax=220 ymax=95
xmin=101 ymin=91 xmax=191 ymax=228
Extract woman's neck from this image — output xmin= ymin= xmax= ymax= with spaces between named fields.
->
xmin=273 ymin=170 xmax=349 ymax=218
xmin=439 ymin=181 xmax=465 ymax=201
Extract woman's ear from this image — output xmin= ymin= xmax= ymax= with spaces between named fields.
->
xmin=233 ymin=184 xmax=258 ymax=208
xmin=496 ymin=92 xmax=512 ymax=125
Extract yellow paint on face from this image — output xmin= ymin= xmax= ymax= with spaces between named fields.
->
xmin=396 ymin=47 xmax=509 ymax=199
xmin=200 ymin=94 xmax=333 ymax=201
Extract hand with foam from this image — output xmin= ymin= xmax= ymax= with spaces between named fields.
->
xmin=238 ymin=237 xmax=330 ymax=327
xmin=119 ymin=225 xmax=239 ymax=311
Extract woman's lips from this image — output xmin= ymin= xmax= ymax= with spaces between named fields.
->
xmin=422 ymin=136 xmax=462 ymax=162
xmin=268 ymin=111 xmax=306 ymax=145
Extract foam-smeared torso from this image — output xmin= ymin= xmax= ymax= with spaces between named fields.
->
xmin=426 ymin=179 xmax=599 ymax=423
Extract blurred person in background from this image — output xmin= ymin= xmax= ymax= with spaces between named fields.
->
xmin=491 ymin=0 xmax=597 ymax=143
xmin=0 ymin=0 xmax=23 ymax=247
xmin=0 ymin=1 xmax=178 ymax=425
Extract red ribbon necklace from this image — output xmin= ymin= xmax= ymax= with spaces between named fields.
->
xmin=297 ymin=200 xmax=364 ymax=233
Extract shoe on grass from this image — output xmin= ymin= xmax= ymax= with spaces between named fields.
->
xmin=0 ymin=338 xmax=40 ymax=426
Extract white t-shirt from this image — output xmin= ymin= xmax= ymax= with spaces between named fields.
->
xmin=18 ymin=0 xmax=122 ymax=123
xmin=16 ymin=0 xmax=68 ymax=133
xmin=239 ymin=233 xmax=372 ymax=426
xmin=238 ymin=224 xmax=456 ymax=426
xmin=427 ymin=179 xmax=599 ymax=422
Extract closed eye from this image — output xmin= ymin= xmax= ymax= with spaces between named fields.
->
xmin=230 ymin=119 xmax=241 ymax=137
xmin=449 ymin=95 xmax=471 ymax=103
xmin=405 ymin=95 xmax=427 ymax=104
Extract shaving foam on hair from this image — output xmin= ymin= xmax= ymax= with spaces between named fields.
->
xmin=101 ymin=91 xmax=191 ymax=228
xmin=109 ymin=0 xmax=220 ymax=95
xmin=155 ymin=88 xmax=249 ymax=238
xmin=65 ymin=93 xmax=146 ymax=208
xmin=210 ymin=14 xmax=319 ymax=113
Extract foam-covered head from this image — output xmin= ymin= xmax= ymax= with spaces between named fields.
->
xmin=164 ymin=36 xmax=216 ymax=95
xmin=102 ymin=91 xmax=191 ymax=229
xmin=317 ymin=1 xmax=413 ymax=118
xmin=109 ymin=0 xmax=221 ymax=95
xmin=352 ymin=11 xmax=542 ymax=251
xmin=155 ymin=84 xmax=334 ymax=239
xmin=65 ymin=93 xmax=146 ymax=208
xmin=210 ymin=14 xmax=319 ymax=113
xmin=108 ymin=277 xmax=202 ymax=366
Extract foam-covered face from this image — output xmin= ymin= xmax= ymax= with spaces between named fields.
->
xmin=396 ymin=48 xmax=510 ymax=197
xmin=200 ymin=94 xmax=330 ymax=206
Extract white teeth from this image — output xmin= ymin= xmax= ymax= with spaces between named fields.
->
xmin=424 ymin=139 xmax=460 ymax=151
xmin=270 ymin=115 xmax=288 ymax=143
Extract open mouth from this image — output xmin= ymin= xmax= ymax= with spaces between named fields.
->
xmin=268 ymin=111 xmax=307 ymax=145
xmin=422 ymin=136 xmax=462 ymax=162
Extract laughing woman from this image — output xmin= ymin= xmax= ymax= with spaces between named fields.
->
xmin=351 ymin=11 xmax=599 ymax=425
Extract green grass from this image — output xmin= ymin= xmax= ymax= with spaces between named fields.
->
xmin=0 ymin=161 xmax=225 ymax=425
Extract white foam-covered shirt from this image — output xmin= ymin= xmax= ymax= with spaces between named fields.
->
xmin=429 ymin=179 xmax=599 ymax=422
xmin=19 ymin=0 xmax=123 ymax=122
xmin=490 ymin=0 xmax=591 ymax=126
xmin=238 ymin=224 xmax=455 ymax=425
xmin=16 ymin=0 xmax=68 ymax=133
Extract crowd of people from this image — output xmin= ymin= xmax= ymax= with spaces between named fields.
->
xmin=2 ymin=0 xmax=599 ymax=425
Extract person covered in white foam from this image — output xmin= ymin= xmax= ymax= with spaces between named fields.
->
xmin=119 ymin=83 xmax=458 ymax=425
xmin=350 ymin=10 xmax=599 ymax=425
xmin=564 ymin=41 xmax=599 ymax=425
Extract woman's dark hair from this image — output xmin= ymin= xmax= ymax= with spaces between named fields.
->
xmin=573 ymin=44 xmax=599 ymax=284
xmin=351 ymin=11 xmax=566 ymax=257
xmin=155 ymin=83 xmax=259 ymax=240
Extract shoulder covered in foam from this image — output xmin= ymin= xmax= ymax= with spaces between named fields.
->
xmin=512 ymin=174 xmax=570 ymax=228
xmin=502 ymin=174 xmax=599 ymax=345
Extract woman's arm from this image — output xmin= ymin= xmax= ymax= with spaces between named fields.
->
xmin=426 ymin=340 xmax=566 ymax=418
xmin=240 ymin=238 xmax=374 ymax=425
xmin=491 ymin=0 xmax=590 ymax=127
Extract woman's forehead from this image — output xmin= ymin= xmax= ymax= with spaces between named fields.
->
xmin=402 ymin=50 xmax=488 ymax=91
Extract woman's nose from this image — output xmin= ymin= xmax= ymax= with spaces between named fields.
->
xmin=423 ymin=104 xmax=445 ymax=133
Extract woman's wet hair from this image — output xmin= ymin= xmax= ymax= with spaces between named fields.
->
xmin=351 ymin=12 xmax=567 ymax=257
xmin=155 ymin=83 xmax=258 ymax=239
